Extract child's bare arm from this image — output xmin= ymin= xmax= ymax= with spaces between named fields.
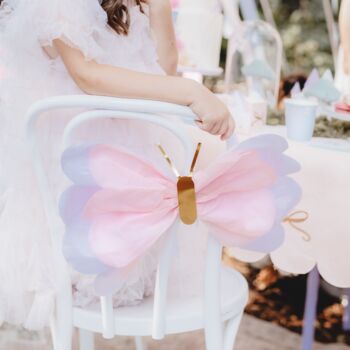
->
xmin=340 ymin=0 xmax=350 ymax=74
xmin=54 ymin=39 xmax=235 ymax=140
xmin=146 ymin=0 xmax=178 ymax=75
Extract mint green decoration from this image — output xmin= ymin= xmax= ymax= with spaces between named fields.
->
xmin=303 ymin=78 xmax=341 ymax=103
xmin=241 ymin=59 xmax=275 ymax=81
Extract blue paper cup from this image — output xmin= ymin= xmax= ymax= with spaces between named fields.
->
xmin=285 ymin=98 xmax=318 ymax=142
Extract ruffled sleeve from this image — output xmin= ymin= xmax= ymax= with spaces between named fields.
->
xmin=3 ymin=0 xmax=109 ymax=61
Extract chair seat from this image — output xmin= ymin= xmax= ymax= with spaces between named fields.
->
xmin=73 ymin=266 xmax=248 ymax=337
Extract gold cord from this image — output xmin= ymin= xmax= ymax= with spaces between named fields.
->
xmin=283 ymin=210 xmax=311 ymax=242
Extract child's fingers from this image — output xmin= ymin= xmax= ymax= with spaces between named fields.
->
xmin=221 ymin=118 xmax=235 ymax=140
xmin=217 ymin=119 xmax=228 ymax=137
xmin=197 ymin=120 xmax=215 ymax=134
xmin=195 ymin=120 xmax=211 ymax=133
xmin=211 ymin=120 xmax=225 ymax=135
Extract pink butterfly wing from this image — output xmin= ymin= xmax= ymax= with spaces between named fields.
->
xmin=89 ymin=208 xmax=178 ymax=268
xmin=195 ymin=134 xmax=301 ymax=250
xmin=198 ymin=189 xmax=276 ymax=246
xmin=85 ymin=145 xmax=179 ymax=268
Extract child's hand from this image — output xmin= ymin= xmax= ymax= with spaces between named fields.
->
xmin=190 ymin=85 xmax=235 ymax=141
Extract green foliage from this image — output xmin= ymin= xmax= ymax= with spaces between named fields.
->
xmin=271 ymin=0 xmax=334 ymax=74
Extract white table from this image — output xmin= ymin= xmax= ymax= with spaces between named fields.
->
xmin=230 ymin=126 xmax=350 ymax=350
xmin=229 ymin=126 xmax=350 ymax=287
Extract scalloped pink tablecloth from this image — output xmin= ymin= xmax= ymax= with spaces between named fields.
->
xmin=226 ymin=126 xmax=350 ymax=288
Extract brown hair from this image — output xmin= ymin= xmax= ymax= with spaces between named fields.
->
xmin=101 ymin=0 xmax=144 ymax=35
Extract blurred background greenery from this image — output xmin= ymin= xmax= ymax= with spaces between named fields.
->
xmin=219 ymin=0 xmax=334 ymax=74
xmin=219 ymin=0 xmax=350 ymax=138
xmin=271 ymin=0 xmax=333 ymax=74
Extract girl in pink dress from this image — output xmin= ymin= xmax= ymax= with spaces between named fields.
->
xmin=0 ymin=0 xmax=234 ymax=329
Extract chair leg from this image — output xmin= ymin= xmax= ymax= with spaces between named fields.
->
xmin=301 ymin=267 xmax=320 ymax=350
xmin=204 ymin=237 xmax=224 ymax=350
xmin=223 ymin=311 xmax=244 ymax=350
xmin=134 ymin=336 xmax=148 ymax=350
xmin=50 ymin=316 xmax=73 ymax=350
xmin=79 ymin=329 xmax=95 ymax=350
xmin=50 ymin=279 xmax=73 ymax=350
xmin=343 ymin=289 xmax=350 ymax=331
xmin=50 ymin=317 xmax=58 ymax=350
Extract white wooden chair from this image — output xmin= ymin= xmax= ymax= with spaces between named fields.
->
xmin=26 ymin=95 xmax=248 ymax=350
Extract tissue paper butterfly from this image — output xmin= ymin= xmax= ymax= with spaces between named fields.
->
xmin=59 ymin=134 xmax=301 ymax=293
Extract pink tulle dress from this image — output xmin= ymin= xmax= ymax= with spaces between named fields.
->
xmin=0 ymin=0 xmax=217 ymax=329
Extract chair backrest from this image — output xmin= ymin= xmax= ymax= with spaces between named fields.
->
xmin=26 ymin=95 xmax=227 ymax=345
